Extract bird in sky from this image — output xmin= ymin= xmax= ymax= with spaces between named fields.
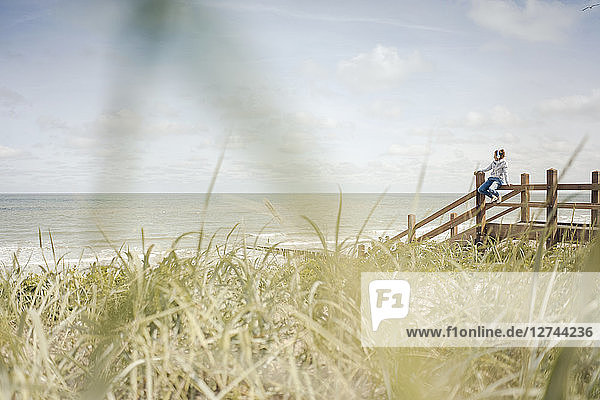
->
xmin=582 ymin=3 xmax=600 ymax=11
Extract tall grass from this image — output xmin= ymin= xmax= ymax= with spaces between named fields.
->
xmin=1 ymin=225 xmax=599 ymax=399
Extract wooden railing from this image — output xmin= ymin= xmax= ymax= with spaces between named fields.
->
xmin=390 ymin=169 xmax=600 ymax=246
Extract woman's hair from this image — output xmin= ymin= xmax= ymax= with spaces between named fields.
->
xmin=494 ymin=149 xmax=506 ymax=159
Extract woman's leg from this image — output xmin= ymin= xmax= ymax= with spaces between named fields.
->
xmin=488 ymin=178 xmax=502 ymax=198
xmin=477 ymin=178 xmax=494 ymax=199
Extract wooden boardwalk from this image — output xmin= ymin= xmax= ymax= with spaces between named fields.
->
xmin=245 ymin=244 xmax=323 ymax=260
xmin=247 ymin=169 xmax=599 ymax=258
xmin=391 ymin=169 xmax=600 ymax=246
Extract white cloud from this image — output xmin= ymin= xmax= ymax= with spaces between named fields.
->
xmin=337 ymin=46 xmax=430 ymax=91
xmin=37 ymin=116 xmax=70 ymax=131
xmin=451 ymin=105 xmax=521 ymax=128
xmin=35 ymin=110 xmax=211 ymax=158
xmin=222 ymin=110 xmax=346 ymax=154
xmin=367 ymin=100 xmax=403 ymax=120
xmin=539 ymin=89 xmax=600 ymax=115
xmin=0 ymin=87 xmax=26 ymax=108
xmin=0 ymin=87 xmax=27 ymax=116
xmin=94 ymin=109 xmax=142 ymax=135
xmin=387 ymin=143 xmax=429 ymax=156
xmin=65 ymin=136 xmax=98 ymax=149
xmin=301 ymin=59 xmax=327 ymax=80
xmin=292 ymin=111 xmax=342 ymax=130
xmin=0 ymin=145 xmax=24 ymax=159
xmin=72 ymin=110 xmax=207 ymax=141
xmin=468 ymin=0 xmax=577 ymax=43
xmin=276 ymin=130 xmax=316 ymax=154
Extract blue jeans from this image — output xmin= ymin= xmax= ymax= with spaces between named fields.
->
xmin=478 ymin=177 xmax=502 ymax=199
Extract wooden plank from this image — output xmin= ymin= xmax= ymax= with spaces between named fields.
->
xmin=558 ymin=183 xmax=600 ymax=190
xmin=501 ymin=184 xmax=546 ymax=191
xmin=487 ymin=206 xmax=519 ymax=223
xmin=450 ymin=213 xmax=457 ymax=237
xmin=499 ymin=184 xmax=600 ymax=191
xmin=520 ymin=173 xmax=529 ymax=222
xmin=447 ymin=225 xmax=478 ymax=243
xmin=408 ymin=214 xmax=416 ymax=243
xmin=486 ymin=223 xmax=598 ymax=243
xmin=500 ymin=202 xmax=542 ymax=208
xmin=557 ymin=221 xmax=595 ymax=228
xmin=593 ymin=171 xmax=599 ymax=227
xmin=558 ymin=203 xmax=600 ymax=210
xmin=358 ymin=244 xmax=366 ymax=257
xmin=414 ymin=191 xmax=476 ymax=230
xmin=418 ymin=207 xmax=478 ymax=241
xmin=500 ymin=202 xmax=600 ymax=210
xmin=484 ymin=189 xmax=521 ymax=209
xmin=476 ymin=172 xmax=486 ymax=240
xmin=390 ymin=191 xmax=476 ymax=241
xmin=547 ymin=168 xmax=558 ymax=247
xmin=390 ymin=229 xmax=409 ymax=241
xmin=485 ymin=222 xmax=543 ymax=240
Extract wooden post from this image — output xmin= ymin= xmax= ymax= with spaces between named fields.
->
xmin=358 ymin=244 xmax=366 ymax=257
xmin=408 ymin=214 xmax=416 ymax=243
xmin=450 ymin=212 xmax=457 ymax=238
xmin=475 ymin=171 xmax=486 ymax=241
xmin=546 ymin=168 xmax=558 ymax=247
xmin=592 ymin=171 xmax=599 ymax=228
xmin=520 ymin=173 xmax=530 ymax=222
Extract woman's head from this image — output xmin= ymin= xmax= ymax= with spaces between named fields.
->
xmin=494 ymin=149 xmax=505 ymax=160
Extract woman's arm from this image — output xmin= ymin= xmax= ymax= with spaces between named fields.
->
xmin=477 ymin=162 xmax=493 ymax=173
xmin=499 ymin=161 xmax=509 ymax=185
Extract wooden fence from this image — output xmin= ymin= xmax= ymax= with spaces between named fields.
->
xmin=390 ymin=169 xmax=600 ymax=246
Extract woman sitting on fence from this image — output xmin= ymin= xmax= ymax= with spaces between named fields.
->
xmin=475 ymin=149 xmax=509 ymax=203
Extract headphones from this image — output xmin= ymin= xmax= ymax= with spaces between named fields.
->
xmin=495 ymin=149 xmax=505 ymax=159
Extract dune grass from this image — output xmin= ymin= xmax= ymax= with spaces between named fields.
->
xmin=1 ymin=227 xmax=599 ymax=399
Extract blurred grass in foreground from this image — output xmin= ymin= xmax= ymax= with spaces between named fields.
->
xmin=1 ymin=229 xmax=599 ymax=400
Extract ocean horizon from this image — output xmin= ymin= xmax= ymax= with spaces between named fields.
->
xmin=1 ymin=192 xmax=592 ymax=268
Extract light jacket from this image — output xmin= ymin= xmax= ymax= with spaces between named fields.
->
xmin=478 ymin=159 xmax=509 ymax=185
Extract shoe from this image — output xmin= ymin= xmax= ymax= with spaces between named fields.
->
xmin=497 ymin=194 xmax=502 ymax=203
xmin=491 ymin=195 xmax=499 ymax=203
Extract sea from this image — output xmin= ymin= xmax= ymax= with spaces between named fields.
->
xmin=0 ymin=193 xmax=592 ymax=268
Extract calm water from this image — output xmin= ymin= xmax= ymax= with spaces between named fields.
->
xmin=0 ymin=193 xmax=592 ymax=267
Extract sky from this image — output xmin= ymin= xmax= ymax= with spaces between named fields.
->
xmin=0 ymin=0 xmax=599 ymax=193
